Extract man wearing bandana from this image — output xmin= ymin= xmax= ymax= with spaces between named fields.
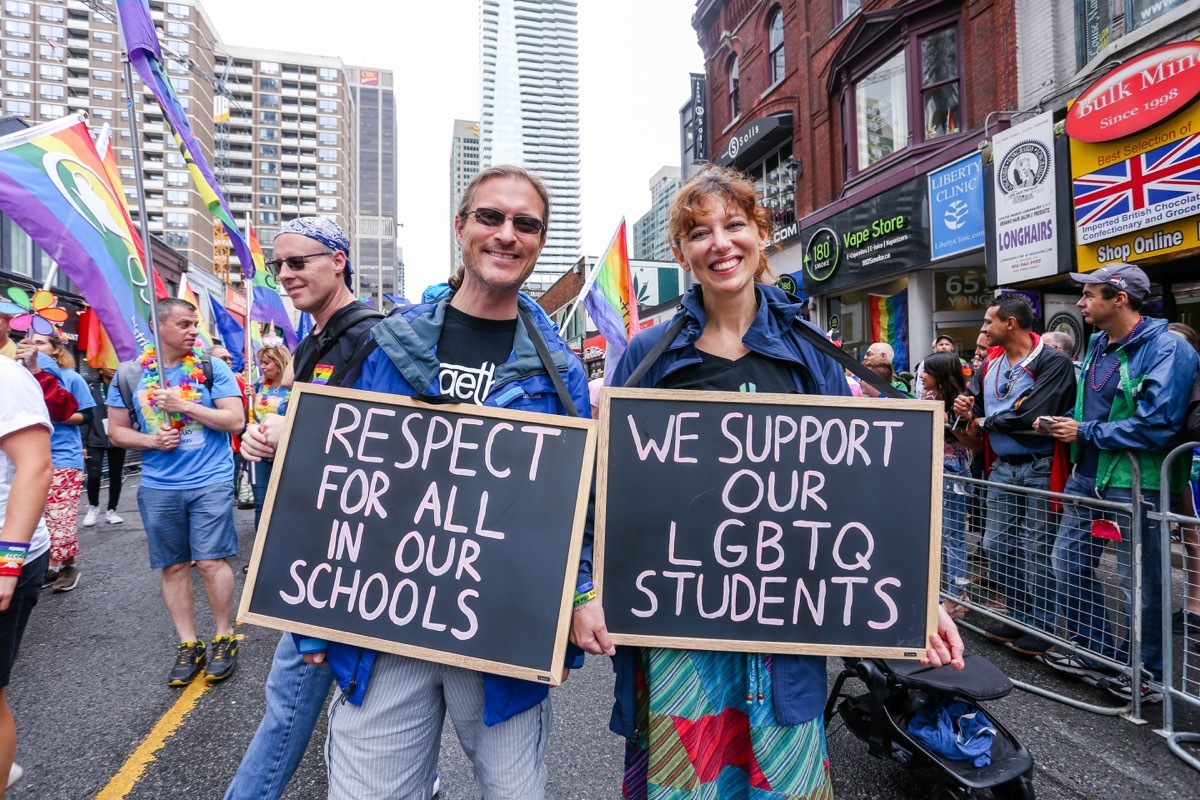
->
xmin=227 ymin=218 xmax=383 ymax=800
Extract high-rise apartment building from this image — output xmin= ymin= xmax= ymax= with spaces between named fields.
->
xmin=449 ymin=118 xmax=480 ymax=270
xmin=348 ymin=66 xmax=398 ymax=307
xmin=632 ymin=166 xmax=681 ymax=262
xmin=479 ymin=0 xmax=580 ymax=295
xmin=0 ymin=0 xmax=395 ymax=309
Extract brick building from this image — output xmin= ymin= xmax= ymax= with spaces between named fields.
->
xmin=693 ymin=0 xmax=1019 ymax=369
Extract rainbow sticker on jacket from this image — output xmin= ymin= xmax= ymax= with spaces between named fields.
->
xmin=311 ymin=364 xmax=334 ymax=385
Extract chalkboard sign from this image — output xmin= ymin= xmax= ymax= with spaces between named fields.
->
xmin=239 ymin=383 xmax=596 ymax=685
xmin=596 ymin=388 xmax=942 ymax=659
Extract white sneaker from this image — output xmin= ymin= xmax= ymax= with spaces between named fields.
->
xmin=105 ymin=509 xmax=124 ymax=525
xmin=7 ymin=762 xmax=23 ymax=789
xmin=82 ymin=506 xmax=99 ymax=527
xmin=432 ymin=771 xmax=440 ymax=797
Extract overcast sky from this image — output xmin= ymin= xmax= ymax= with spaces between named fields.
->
xmin=199 ymin=0 xmax=704 ymax=296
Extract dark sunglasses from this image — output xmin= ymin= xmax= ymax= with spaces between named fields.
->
xmin=268 ymin=251 xmax=334 ymax=271
xmin=465 ymin=207 xmax=546 ymax=235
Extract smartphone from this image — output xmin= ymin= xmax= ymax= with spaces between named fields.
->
xmin=1037 ymin=415 xmax=1057 ymax=428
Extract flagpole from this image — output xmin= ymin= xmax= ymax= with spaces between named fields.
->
xmin=243 ymin=213 xmax=254 ymax=386
xmin=117 ymin=16 xmax=167 ymax=388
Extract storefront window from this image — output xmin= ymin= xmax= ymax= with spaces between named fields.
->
xmin=856 ymin=51 xmax=907 ymax=168
xmin=849 ymin=23 xmax=963 ymax=173
xmin=921 ymin=29 xmax=959 ymax=139
xmin=745 ymin=148 xmax=796 ymax=240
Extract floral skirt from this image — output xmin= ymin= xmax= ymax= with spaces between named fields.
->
xmin=622 ymin=648 xmax=833 ymax=800
xmin=45 ymin=467 xmax=83 ymax=563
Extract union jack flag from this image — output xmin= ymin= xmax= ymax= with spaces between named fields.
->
xmin=1073 ymin=132 xmax=1200 ymax=231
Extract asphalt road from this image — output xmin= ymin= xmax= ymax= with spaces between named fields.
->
xmin=8 ymin=474 xmax=1200 ymax=799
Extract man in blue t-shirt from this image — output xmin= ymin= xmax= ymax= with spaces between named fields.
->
xmin=108 ymin=298 xmax=245 ymax=687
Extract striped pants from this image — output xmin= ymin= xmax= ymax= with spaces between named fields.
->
xmin=325 ymin=654 xmax=551 ymax=799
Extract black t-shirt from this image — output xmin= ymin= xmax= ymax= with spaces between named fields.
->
xmin=660 ymin=348 xmax=798 ymax=394
xmin=435 ymin=305 xmax=517 ymax=405
xmin=291 ymin=301 xmax=382 ymax=386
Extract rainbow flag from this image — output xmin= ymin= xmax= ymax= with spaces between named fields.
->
xmin=94 ymin=123 xmax=168 ymax=301
xmin=78 ymin=309 xmax=120 ymax=371
xmin=582 ymin=219 xmax=639 ymax=362
xmin=178 ymin=275 xmax=214 ymax=350
xmin=869 ymin=291 xmax=909 ymax=372
xmin=0 ymin=114 xmax=154 ymax=359
xmin=247 ymin=219 xmax=297 ymax=347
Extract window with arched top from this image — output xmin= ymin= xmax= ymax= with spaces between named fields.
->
xmin=768 ymin=8 xmax=785 ymax=85
xmin=727 ymin=55 xmax=741 ymax=120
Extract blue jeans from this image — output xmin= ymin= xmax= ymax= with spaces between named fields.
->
xmin=942 ymin=456 xmax=971 ymax=589
xmin=250 ymin=458 xmax=274 ymax=531
xmin=1051 ymin=473 xmax=1164 ymax=678
xmin=983 ymin=457 xmax=1057 ymax=633
xmin=224 ymin=633 xmax=333 ymax=800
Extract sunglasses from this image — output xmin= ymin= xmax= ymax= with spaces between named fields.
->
xmin=268 ymin=251 xmax=334 ymax=272
xmin=465 ymin=207 xmax=546 ymax=235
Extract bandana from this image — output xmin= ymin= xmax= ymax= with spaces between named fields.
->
xmin=275 ymin=217 xmax=354 ymax=288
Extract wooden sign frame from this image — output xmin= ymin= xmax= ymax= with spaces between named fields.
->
xmin=595 ymin=387 xmax=943 ymax=660
xmin=238 ymin=382 xmax=597 ymax=686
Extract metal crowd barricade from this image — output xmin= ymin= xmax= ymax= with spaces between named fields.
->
xmin=940 ymin=453 xmax=1156 ymax=723
xmin=1155 ymin=441 xmax=1200 ymax=772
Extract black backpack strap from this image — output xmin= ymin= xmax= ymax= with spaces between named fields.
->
xmin=327 ymin=339 xmax=379 ymax=388
xmin=788 ymin=318 xmax=908 ymax=399
xmin=116 ymin=361 xmax=142 ymax=431
xmin=200 ymin=354 xmax=214 ymax=392
xmin=294 ymin=307 xmax=385 ymax=382
xmin=622 ymin=313 xmax=688 ymax=388
xmin=518 ymin=306 xmax=579 ymax=417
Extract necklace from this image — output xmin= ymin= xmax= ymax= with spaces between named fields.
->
xmin=1089 ymin=316 xmax=1144 ymax=392
xmin=138 ymin=345 xmax=205 ymax=430
xmin=991 ymin=339 xmax=1043 ymax=400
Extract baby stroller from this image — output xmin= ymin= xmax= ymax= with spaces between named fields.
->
xmin=825 ymin=654 xmax=1035 ymax=800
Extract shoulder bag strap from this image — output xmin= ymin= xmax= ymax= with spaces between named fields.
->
xmin=518 ymin=306 xmax=579 ymax=417
xmin=294 ymin=307 xmax=385 ymax=382
xmin=787 ymin=317 xmax=908 ymax=399
xmin=622 ymin=314 xmax=688 ymax=388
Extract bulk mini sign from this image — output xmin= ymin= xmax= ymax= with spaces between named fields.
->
xmin=1066 ymin=40 xmax=1200 ymax=143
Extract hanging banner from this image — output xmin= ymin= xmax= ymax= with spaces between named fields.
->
xmin=992 ymin=112 xmax=1059 ymax=283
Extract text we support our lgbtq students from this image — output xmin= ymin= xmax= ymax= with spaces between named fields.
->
xmin=621 ymin=408 xmax=910 ymax=634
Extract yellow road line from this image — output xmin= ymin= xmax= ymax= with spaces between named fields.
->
xmin=93 ymin=678 xmax=211 ymax=799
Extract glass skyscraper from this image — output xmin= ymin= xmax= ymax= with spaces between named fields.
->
xmin=479 ymin=0 xmax=581 ymax=294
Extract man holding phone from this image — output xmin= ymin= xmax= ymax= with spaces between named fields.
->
xmin=1041 ymin=264 xmax=1199 ymax=702
xmin=953 ymin=294 xmax=1076 ymax=656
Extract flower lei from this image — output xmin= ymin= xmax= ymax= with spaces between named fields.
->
xmin=254 ymin=381 xmax=290 ymax=422
xmin=138 ymin=345 xmax=205 ymax=431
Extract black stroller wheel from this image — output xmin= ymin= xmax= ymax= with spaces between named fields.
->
xmin=990 ymin=773 xmax=1036 ymax=800
xmin=928 ymin=783 xmax=979 ymax=800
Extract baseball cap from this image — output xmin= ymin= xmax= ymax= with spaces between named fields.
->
xmin=1069 ymin=263 xmax=1150 ymax=300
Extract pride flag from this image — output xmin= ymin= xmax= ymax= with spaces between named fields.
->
xmin=94 ymin=123 xmax=167 ymax=301
xmin=247 ymin=219 xmax=297 ymax=347
xmin=582 ymin=219 xmax=639 ymax=363
xmin=78 ymin=309 xmax=120 ymax=371
xmin=209 ymin=294 xmax=245 ymax=372
xmin=869 ymin=291 xmax=909 ymax=372
xmin=0 ymin=114 xmax=154 ymax=359
xmin=178 ymin=275 xmax=214 ymax=350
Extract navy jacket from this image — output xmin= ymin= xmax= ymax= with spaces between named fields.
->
xmin=603 ymin=283 xmax=850 ymax=740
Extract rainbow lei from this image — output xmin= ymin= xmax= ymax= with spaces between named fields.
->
xmin=138 ymin=345 xmax=205 ymax=431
